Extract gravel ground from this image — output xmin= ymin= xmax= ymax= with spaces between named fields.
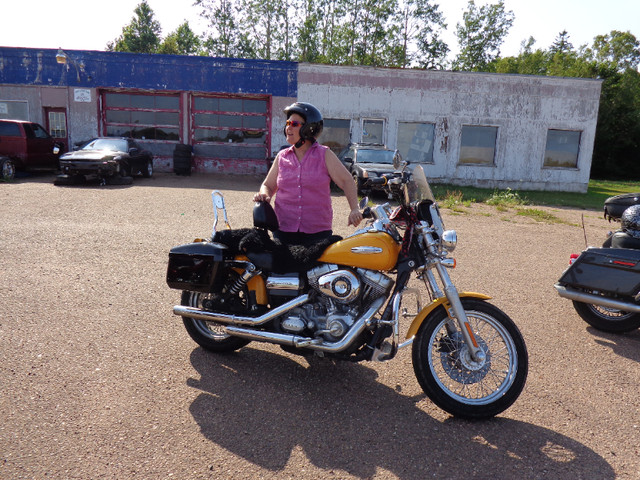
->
xmin=1 ymin=172 xmax=639 ymax=480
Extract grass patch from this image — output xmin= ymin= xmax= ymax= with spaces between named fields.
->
xmin=516 ymin=208 xmax=565 ymax=223
xmin=440 ymin=190 xmax=471 ymax=212
xmin=431 ymin=179 xmax=640 ymax=210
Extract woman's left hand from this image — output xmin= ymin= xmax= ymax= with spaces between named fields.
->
xmin=348 ymin=209 xmax=363 ymax=227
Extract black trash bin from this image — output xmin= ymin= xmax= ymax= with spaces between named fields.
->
xmin=173 ymin=144 xmax=193 ymax=176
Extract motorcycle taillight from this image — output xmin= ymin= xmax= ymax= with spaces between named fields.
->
xmin=569 ymin=253 xmax=579 ymax=265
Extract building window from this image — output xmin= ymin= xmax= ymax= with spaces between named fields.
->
xmin=192 ymin=94 xmax=269 ymax=161
xmin=48 ymin=111 xmax=67 ymax=138
xmin=0 ymin=100 xmax=29 ymax=121
xmin=397 ymin=122 xmax=435 ymax=164
xmin=362 ymin=118 xmax=384 ymax=144
xmin=322 ymin=118 xmax=351 ymax=154
xmin=459 ymin=125 xmax=498 ymax=165
xmin=544 ymin=129 xmax=581 ymax=168
xmin=103 ymin=92 xmax=180 ymax=141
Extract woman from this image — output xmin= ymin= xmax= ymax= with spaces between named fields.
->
xmin=253 ymin=102 xmax=362 ymax=246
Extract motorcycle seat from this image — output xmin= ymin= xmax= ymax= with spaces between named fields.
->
xmin=611 ymin=231 xmax=640 ymax=250
xmin=213 ymin=227 xmax=342 ymax=273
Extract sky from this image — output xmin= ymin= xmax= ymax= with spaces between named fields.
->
xmin=0 ymin=0 xmax=637 ymax=60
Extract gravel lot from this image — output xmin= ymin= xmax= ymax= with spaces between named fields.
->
xmin=1 ymin=172 xmax=639 ymax=480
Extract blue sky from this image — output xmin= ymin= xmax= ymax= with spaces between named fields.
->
xmin=0 ymin=0 xmax=637 ymax=60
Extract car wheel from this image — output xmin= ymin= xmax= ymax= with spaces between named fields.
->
xmin=1 ymin=158 xmax=15 ymax=181
xmin=142 ymin=160 xmax=153 ymax=178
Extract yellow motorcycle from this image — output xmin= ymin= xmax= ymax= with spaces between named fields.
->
xmin=166 ymin=164 xmax=528 ymax=419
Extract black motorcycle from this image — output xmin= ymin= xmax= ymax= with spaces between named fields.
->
xmin=555 ymin=193 xmax=640 ymax=333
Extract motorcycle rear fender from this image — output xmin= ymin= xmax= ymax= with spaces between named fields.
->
xmin=405 ymin=292 xmax=491 ymax=339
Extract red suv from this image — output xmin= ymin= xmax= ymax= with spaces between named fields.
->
xmin=0 ymin=119 xmax=64 ymax=181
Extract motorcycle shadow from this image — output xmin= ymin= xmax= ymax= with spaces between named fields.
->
xmin=188 ymin=346 xmax=614 ymax=479
xmin=587 ymin=327 xmax=640 ymax=363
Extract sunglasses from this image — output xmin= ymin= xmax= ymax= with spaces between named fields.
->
xmin=285 ymin=120 xmax=305 ymax=127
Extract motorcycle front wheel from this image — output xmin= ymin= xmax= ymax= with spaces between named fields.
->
xmin=412 ymin=298 xmax=528 ymax=419
xmin=572 ymin=297 xmax=640 ymax=333
xmin=181 ymin=290 xmax=251 ymax=353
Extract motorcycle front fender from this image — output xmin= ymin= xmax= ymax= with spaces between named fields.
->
xmin=405 ymin=292 xmax=491 ymax=339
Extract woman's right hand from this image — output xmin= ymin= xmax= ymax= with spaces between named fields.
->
xmin=253 ymin=192 xmax=270 ymax=203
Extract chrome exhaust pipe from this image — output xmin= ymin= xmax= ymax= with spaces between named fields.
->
xmin=554 ymin=284 xmax=640 ymax=313
xmin=173 ymin=294 xmax=310 ymax=326
xmin=225 ymin=297 xmax=386 ymax=353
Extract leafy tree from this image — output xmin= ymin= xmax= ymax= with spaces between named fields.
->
xmin=549 ymin=30 xmax=573 ymax=55
xmin=394 ymin=0 xmax=448 ymax=68
xmin=107 ymin=1 xmax=162 ymax=53
xmin=453 ymin=0 xmax=514 ymax=71
xmin=591 ymin=30 xmax=640 ymax=71
xmin=238 ymin=0 xmax=289 ymax=60
xmin=296 ymin=0 xmax=323 ymax=63
xmin=195 ymin=0 xmax=242 ymax=57
xmin=158 ymin=22 xmax=202 ymax=55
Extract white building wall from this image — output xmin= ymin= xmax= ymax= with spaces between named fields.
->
xmin=298 ymin=63 xmax=602 ymax=192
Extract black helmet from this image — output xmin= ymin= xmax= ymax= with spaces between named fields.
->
xmin=284 ymin=102 xmax=324 ymax=142
xmin=621 ymin=205 xmax=640 ymax=238
xmin=253 ymin=201 xmax=279 ymax=231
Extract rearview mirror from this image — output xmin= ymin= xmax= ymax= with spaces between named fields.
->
xmin=393 ymin=150 xmax=406 ymax=171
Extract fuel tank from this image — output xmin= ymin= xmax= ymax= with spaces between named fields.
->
xmin=318 ymin=232 xmax=400 ymax=271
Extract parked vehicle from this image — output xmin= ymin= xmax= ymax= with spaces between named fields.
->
xmin=56 ymin=137 xmax=153 ymax=185
xmin=166 ymin=160 xmax=528 ymax=419
xmin=0 ymin=119 xmax=63 ymax=181
xmin=555 ymin=193 xmax=640 ymax=333
xmin=338 ymin=143 xmax=399 ymax=194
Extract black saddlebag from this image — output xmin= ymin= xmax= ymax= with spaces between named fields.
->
xmin=558 ymin=247 xmax=640 ymax=296
xmin=166 ymin=241 xmax=229 ymax=292
xmin=604 ymin=193 xmax=640 ymax=221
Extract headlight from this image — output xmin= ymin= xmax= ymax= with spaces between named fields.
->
xmin=441 ymin=230 xmax=457 ymax=252
xmin=361 ymin=170 xmax=369 ymax=178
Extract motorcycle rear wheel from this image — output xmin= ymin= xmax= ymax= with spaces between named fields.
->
xmin=181 ymin=290 xmax=251 ymax=352
xmin=572 ymin=298 xmax=640 ymax=333
xmin=412 ymin=298 xmax=528 ymax=419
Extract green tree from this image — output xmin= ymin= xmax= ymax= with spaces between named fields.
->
xmin=107 ymin=1 xmax=162 ymax=53
xmin=238 ymin=0 xmax=289 ymax=60
xmin=394 ymin=0 xmax=448 ymax=68
xmin=453 ymin=0 xmax=514 ymax=71
xmin=158 ymin=22 xmax=202 ymax=55
xmin=592 ymin=30 xmax=640 ymax=71
xmin=195 ymin=0 xmax=242 ymax=57
xmin=549 ymin=30 xmax=573 ymax=54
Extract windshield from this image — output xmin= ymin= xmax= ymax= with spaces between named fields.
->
xmin=83 ymin=138 xmax=128 ymax=152
xmin=358 ymin=149 xmax=395 ymax=164
xmin=404 ymin=165 xmax=435 ymax=204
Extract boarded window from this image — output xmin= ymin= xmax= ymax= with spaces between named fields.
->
xmin=544 ymin=129 xmax=581 ymax=168
xmin=362 ymin=118 xmax=384 ymax=144
xmin=103 ymin=92 xmax=180 ymax=141
xmin=322 ymin=118 xmax=351 ymax=154
xmin=192 ymin=94 xmax=269 ymax=160
xmin=397 ymin=122 xmax=435 ymax=164
xmin=0 ymin=100 xmax=29 ymax=120
xmin=459 ymin=125 xmax=498 ymax=165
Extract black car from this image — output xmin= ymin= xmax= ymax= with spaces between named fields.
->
xmin=56 ymin=137 xmax=153 ymax=185
xmin=338 ymin=143 xmax=397 ymax=194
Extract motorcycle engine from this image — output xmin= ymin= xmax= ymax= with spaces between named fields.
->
xmin=275 ymin=264 xmax=393 ymax=341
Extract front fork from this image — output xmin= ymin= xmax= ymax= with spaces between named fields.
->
xmin=435 ymin=262 xmax=486 ymax=363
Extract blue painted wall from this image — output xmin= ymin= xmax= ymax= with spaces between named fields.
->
xmin=0 ymin=47 xmax=298 ymax=97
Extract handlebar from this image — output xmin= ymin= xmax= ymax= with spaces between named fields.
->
xmin=366 ymin=176 xmax=388 ymax=186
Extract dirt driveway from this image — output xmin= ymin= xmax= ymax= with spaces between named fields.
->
xmin=1 ymin=173 xmax=639 ymax=480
